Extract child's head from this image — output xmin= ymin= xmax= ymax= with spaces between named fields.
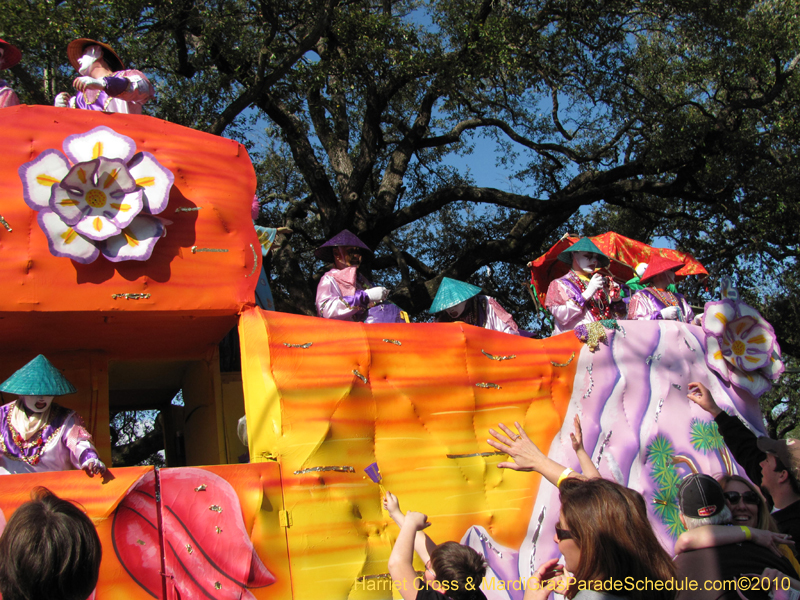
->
xmin=429 ymin=541 xmax=487 ymax=599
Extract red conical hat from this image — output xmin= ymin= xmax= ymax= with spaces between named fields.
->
xmin=0 ymin=39 xmax=22 ymax=70
xmin=640 ymin=255 xmax=685 ymax=282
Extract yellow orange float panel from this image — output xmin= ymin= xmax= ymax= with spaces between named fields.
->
xmin=239 ymin=308 xmax=581 ymax=600
xmin=0 ymin=106 xmax=259 ymax=359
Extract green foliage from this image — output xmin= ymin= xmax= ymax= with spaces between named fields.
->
xmin=3 ymin=0 xmax=800 ymax=365
xmin=646 ymin=434 xmax=685 ymax=539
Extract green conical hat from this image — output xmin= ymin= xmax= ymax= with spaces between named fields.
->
xmin=0 ymin=355 xmax=77 ymax=396
xmin=557 ymin=238 xmax=610 ymax=268
xmin=429 ymin=277 xmax=482 ymax=313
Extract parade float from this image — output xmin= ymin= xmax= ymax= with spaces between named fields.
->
xmin=0 ymin=105 xmax=785 ymax=599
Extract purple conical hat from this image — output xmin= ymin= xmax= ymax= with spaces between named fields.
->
xmin=314 ymin=229 xmax=371 ymax=262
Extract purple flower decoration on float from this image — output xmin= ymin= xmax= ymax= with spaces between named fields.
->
xmin=702 ymin=277 xmax=784 ymax=398
xmin=18 ymin=126 xmax=174 ymax=263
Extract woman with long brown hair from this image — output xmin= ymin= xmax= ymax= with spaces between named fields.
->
xmin=525 ymin=477 xmax=676 ymax=600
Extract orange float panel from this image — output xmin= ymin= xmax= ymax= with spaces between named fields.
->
xmin=239 ymin=309 xmax=582 ymax=600
xmin=0 ymin=105 xmax=259 ymax=357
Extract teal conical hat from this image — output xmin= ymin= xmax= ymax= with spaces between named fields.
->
xmin=556 ymin=238 xmax=610 ymax=268
xmin=0 ymin=355 xmax=77 ymax=396
xmin=429 ymin=277 xmax=482 ymax=313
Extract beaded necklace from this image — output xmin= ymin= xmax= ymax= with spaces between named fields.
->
xmin=0 ymin=405 xmax=64 ymax=466
xmin=649 ymin=288 xmax=684 ymax=322
xmin=568 ymin=271 xmax=614 ymax=320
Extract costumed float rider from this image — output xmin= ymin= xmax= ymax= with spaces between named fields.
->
xmin=0 ymin=355 xmax=106 ymax=476
xmin=627 ymin=255 xmax=698 ymax=323
xmin=0 ymin=39 xmax=21 ymax=108
xmin=54 ymin=38 xmax=154 ymax=114
xmin=315 ymin=229 xmax=407 ymax=323
xmin=430 ymin=277 xmax=524 ymax=336
xmin=545 ymin=238 xmax=626 ymax=335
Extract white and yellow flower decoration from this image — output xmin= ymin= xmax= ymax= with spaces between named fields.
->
xmin=702 ymin=277 xmax=784 ymax=397
xmin=18 ymin=126 xmax=173 ymax=263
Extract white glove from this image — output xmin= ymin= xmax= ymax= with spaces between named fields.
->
xmin=366 ymin=287 xmax=389 ymax=303
xmin=54 ymin=92 xmax=71 ymax=107
xmin=581 ymin=274 xmax=604 ymax=300
xmin=81 ymin=457 xmax=106 ymax=476
xmin=660 ymin=306 xmax=679 ymax=320
xmin=73 ymin=76 xmax=105 ymax=92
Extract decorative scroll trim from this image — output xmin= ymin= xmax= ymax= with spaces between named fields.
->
xmin=550 ymin=352 xmax=575 ymax=368
xmin=594 ymin=431 xmax=612 ymax=469
xmin=353 ymin=369 xmax=368 ymax=384
xmin=481 ymin=350 xmax=516 ymax=361
xmin=194 ymin=484 xmax=207 ymax=492
xmin=582 ymin=364 xmax=594 ymax=399
xmin=191 ymin=246 xmax=228 ymax=253
xmin=293 ymin=466 xmax=356 ymax=475
xmin=0 ymin=216 xmax=12 ymax=232
xmin=245 ymin=244 xmax=258 ymax=277
xmin=382 ymin=339 xmax=402 ymax=346
xmin=283 ymin=342 xmax=312 ymax=349
xmin=654 ymin=397 xmax=665 ymax=422
xmin=475 ymin=529 xmax=504 ymax=558
xmin=112 ymin=293 xmax=151 ymax=300
xmin=175 ymin=207 xmax=203 ymax=212
xmin=475 ymin=382 xmax=501 ymax=389
xmin=446 ymin=451 xmax=506 ymax=459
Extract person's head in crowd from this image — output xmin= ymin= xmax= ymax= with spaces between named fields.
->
xmin=428 ymin=541 xmax=487 ymax=600
xmin=0 ymin=487 xmax=102 ymax=600
xmin=718 ymin=474 xmax=771 ymax=530
xmin=557 ymin=477 xmax=676 ymax=600
xmin=678 ymin=473 xmax=732 ymax=529
xmin=758 ymin=437 xmax=800 ymax=497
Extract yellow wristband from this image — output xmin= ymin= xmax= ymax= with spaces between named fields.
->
xmin=557 ymin=467 xmax=574 ymax=487
xmin=739 ymin=525 xmax=752 ymax=541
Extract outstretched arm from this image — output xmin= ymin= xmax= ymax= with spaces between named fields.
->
xmin=384 ymin=491 xmax=436 ymax=564
xmin=674 ymin=525 xmax=792 ymax=556
xmin=570 ymin=415 xmax=601 ymax=479
xmin=487 ymin=422 xmax=584 ymax=487
xmin=388 ymin=512 xmax=431 ymax=600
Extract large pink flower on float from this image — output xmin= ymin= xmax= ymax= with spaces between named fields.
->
xmin=702 ymin=277 xmax=784 ymax=397
xmin=18 ymin=126 xmax=173 ymax=263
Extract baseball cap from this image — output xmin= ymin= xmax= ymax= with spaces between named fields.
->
xmin=757 ymin=437 xmax=800 ymax=480
xmin=678 ymin=473 xmax=726 ymax=518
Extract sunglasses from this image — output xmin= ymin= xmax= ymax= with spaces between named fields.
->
xmin=555 ymin=525 xmax=573 ymax=541
xmin=723 ymin=491 xmax=760 ymax=506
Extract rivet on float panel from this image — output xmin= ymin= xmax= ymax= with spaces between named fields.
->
xmin=382 ymin=339 xmax=402 ymax=346
xmin=209 ymin=505 xmax=223 ymax=513
xmin=175 ymin=207 xmax=203 ymax=212
xmin=0 ymin=215 xmax=12 ymax=232
xmin=195 ymin=484 xmax=207 ymax=491
xmin=215 ymin=582 xmax=222 ymax=590
xmin=283 ymin=342 xmax=312 ymax=348
xmin=475 ymin=382 xmax=501 ymax=389
xmin=216 ymin=526 xmax=223 ymax=534
xmin=186 ymin=544 xmax=193 ymax=554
